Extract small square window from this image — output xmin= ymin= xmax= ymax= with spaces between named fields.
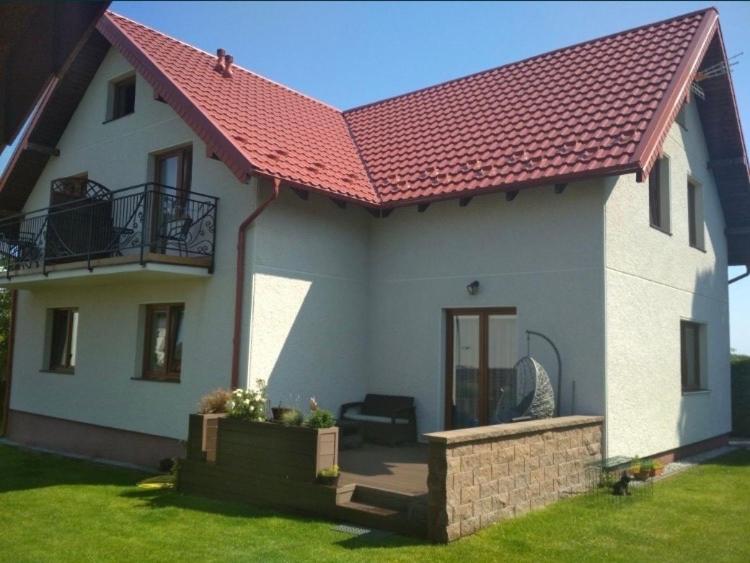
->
xmin=110 ymin=76 xmax=135 ymax=120
xmin=142 ymin=303 xmax=184 ymax=381
xmin=649 ymin=156 xmax=671 ymax=233
xmin=681 ymin=321 xmax=706 ymax=392
xmin=48 ymin=308 xmax=78 ymax=372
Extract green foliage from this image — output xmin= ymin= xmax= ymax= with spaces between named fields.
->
xmin=280 ymin=408 xmax=303 ymax=427
xmin=317 ymin=464 xmax=340 ymax=478
xmin=304 ymin=408 xmax=336 ymax=429
xmin=198 ymin=388 xmax=232 ymax=414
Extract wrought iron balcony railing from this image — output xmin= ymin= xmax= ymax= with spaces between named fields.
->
xmin=0 ymin=182 xmax=218 ymax=279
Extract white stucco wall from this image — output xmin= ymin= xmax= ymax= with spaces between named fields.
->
xmin=246 ymin=186 xmax=369 ymax=415
xmin=604 ymin=100 xmax=731 ymax=457
xmin=10 ymin=47 xmax=257 ymax=439
xmin=366 ymin=182 xmax=608 ymax=435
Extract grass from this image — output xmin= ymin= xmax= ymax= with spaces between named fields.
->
xmin=0 ymin=445 xmax=749 ymax=562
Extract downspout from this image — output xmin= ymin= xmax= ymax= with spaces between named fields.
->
xmin=230 ymin=177 xmax=281 ymax=390
xmin=1 ymin=290 xmax=18 ymax=437
xmin=729 ymin=266 xmax=749 ymax=285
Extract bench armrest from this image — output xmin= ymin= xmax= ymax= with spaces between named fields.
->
xmin=340 ymin=401 xmax=364 ymax=419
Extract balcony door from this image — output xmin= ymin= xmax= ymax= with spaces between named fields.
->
xmin=152 ymin=147 xmax=192 ymax=252
xmin=445 ymin=308 xmax=518 ymax=429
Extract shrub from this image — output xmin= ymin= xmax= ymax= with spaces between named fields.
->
xmin=305 ymin=408 xmax=336 ymax=429
xmin=198 ymin=388 xmax=232 ymax=414
xmin=227 ymin=380 xmax=268 ymax=422
xmin=280 ymin=409 xmax=304 ymax=427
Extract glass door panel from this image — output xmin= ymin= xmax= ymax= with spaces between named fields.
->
xmin=452 ymin=314 xmax=481 ymax=428
xmin=488 ymin=314 xmax=518 ymax=424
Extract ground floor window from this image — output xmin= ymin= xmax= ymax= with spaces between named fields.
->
xmin=681 ymin=320 xmax=706 ymax=392
xmin=143 ymin=304 xmax=184 ymax=381
xmin=445 ymin=308 xmax=517 ymax=429
xmin=48 ymin=308 xmax=79 ymax=372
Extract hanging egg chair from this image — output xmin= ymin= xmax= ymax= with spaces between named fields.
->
xmin=492 ymin=356 xmax=555 ymax=423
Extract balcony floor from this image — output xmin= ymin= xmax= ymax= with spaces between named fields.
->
xmin=0 ymin=252 xmax=211 ymax=288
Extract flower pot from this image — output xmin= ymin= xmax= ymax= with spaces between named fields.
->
xmin=635 ymin=470 xmax=651 ymax=481
xmin=317 ymin=474 xmax=340 ymax=487
xmin=272 ymin=407 xmax=296 ymax=422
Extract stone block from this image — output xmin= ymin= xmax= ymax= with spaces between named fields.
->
xmin=480 ymin=480 xmax=499 ymax=499
xmin=462 ymin=484 xmax=479 ymax=503
xmin=492 ymin=462 xmax=510 ymax=479
xmin=462 ymin=453 xmax=481 ymax=471
xmin=461 ymin=516 xmax=480 ymax=536
xmin=474 ymin=464 xmax=492 ymax=485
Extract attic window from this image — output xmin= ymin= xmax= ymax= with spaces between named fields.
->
xmin=108 ymin=75 xmax=136 ymax=121
xmin=649 ymin=156 xmax=671 ymax=233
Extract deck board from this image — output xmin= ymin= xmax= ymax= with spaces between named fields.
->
xmin=338 ymin=443 xmax=428 ymax=494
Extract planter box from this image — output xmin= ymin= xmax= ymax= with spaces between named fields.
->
xmin=216 ymin=418 xmax=338 ymax=482
xmin=187 ymin=413 xmax=227 ymax=463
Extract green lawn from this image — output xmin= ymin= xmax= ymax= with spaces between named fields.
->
xmin=1 ymin=445 xmax=748 ymax=562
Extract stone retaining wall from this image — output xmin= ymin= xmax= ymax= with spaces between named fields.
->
xmin=425 ymin=415 xmax=603 ymax=542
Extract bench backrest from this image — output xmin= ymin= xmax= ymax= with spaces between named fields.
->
xmin=361 ymin=394 xmax=414 ymax=417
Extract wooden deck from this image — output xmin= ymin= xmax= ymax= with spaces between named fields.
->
xmin=338 ymin=443 xmax=429 ymax=494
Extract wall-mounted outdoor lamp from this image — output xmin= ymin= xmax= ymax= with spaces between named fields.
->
xmin=466 ymin=280 xmax=480 ymax=295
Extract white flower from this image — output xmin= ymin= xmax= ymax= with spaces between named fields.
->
xmin=249 ymin=405 xmax=255 ymax=411
xmin=243 ymin=398 xmax=250 ymax=405
xmin=227 ymin=401 xmax=234 ymax=409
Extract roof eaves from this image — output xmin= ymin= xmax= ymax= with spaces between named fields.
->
xmin=632 ymin=8 xmax=719 ymax=181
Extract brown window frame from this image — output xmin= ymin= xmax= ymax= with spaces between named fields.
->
xmin=444 ymin=307 xmax=517 ymax=429
xmin=48 ymin=308 xmax=78 ymax=373
xmin=680 ymin=320 xmax=705 ymax=392
xmin=111 ymin=75 xmax=136 ymax=120
xmin=687 ymin=179 xmax=704 ymax=250
xmin=142 ymin=303 xmax=184 ymax=382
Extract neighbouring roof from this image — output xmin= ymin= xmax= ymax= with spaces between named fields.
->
xmin=0 ymin=2 xmax=110 ymax=150
xmin=1 ymin=8 xmax=748 ymax=263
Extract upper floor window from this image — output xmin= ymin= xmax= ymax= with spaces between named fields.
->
xmin=649 ymin=156 xmax=671 ymax=233
xmin=47 ymin=308 xmax=79 ymax=373
xmin=687 ymin=179 xmax=705 ymax=250
xmin=681 ymin=320 xmax=706 ymax=392
xmin=108 ymin=75 xmax=135 ymax=121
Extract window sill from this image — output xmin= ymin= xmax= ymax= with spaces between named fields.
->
xmin=682 ymin=389 xmax=710 ymax=396
xmin=649 ymin=224 xmax=672 ymax=236
xmin=39 ymin=369 xmax=74 ymax=375
xmin=131 ymin=377 xmax=180 ymax=384
xmin=689 ymin=244 xmax=707 ymax=253
xmin=102 ymin=112 xmax=134 ymax=125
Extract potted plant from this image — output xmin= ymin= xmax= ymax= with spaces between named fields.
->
xmin=650 ymin=460 xmax=664 ymax=477
xmin=272 ymin=403 xmax=297 ymax=422
xmin=317 ymin=464 xmax=340 ymax=486
xmin=635 ymin=458 xmax=655 ymax=481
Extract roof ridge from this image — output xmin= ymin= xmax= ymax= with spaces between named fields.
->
xmin=105 ymin=10 xmax=343 ymax=114
xmin=343 ymin=6 xmax=717 ymax=114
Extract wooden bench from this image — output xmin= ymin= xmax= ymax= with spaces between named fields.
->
xmin=339 ymin=394 xmax=417 ymax=446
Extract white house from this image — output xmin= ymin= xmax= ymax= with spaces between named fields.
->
xmin=0 ymin=8 xmax=747 ymax=467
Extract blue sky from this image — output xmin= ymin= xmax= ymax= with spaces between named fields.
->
xmin=1 ymin=1 xmax=748 ymax=351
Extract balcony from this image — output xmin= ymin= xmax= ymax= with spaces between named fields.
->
xmin=0 ymin=180 xmax=218 ymax=287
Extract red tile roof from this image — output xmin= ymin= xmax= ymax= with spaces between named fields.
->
xmin=97 ymin=8 xmax=731 ymax=208
xmin=344 ymin=10 xmax=714 ymax=204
